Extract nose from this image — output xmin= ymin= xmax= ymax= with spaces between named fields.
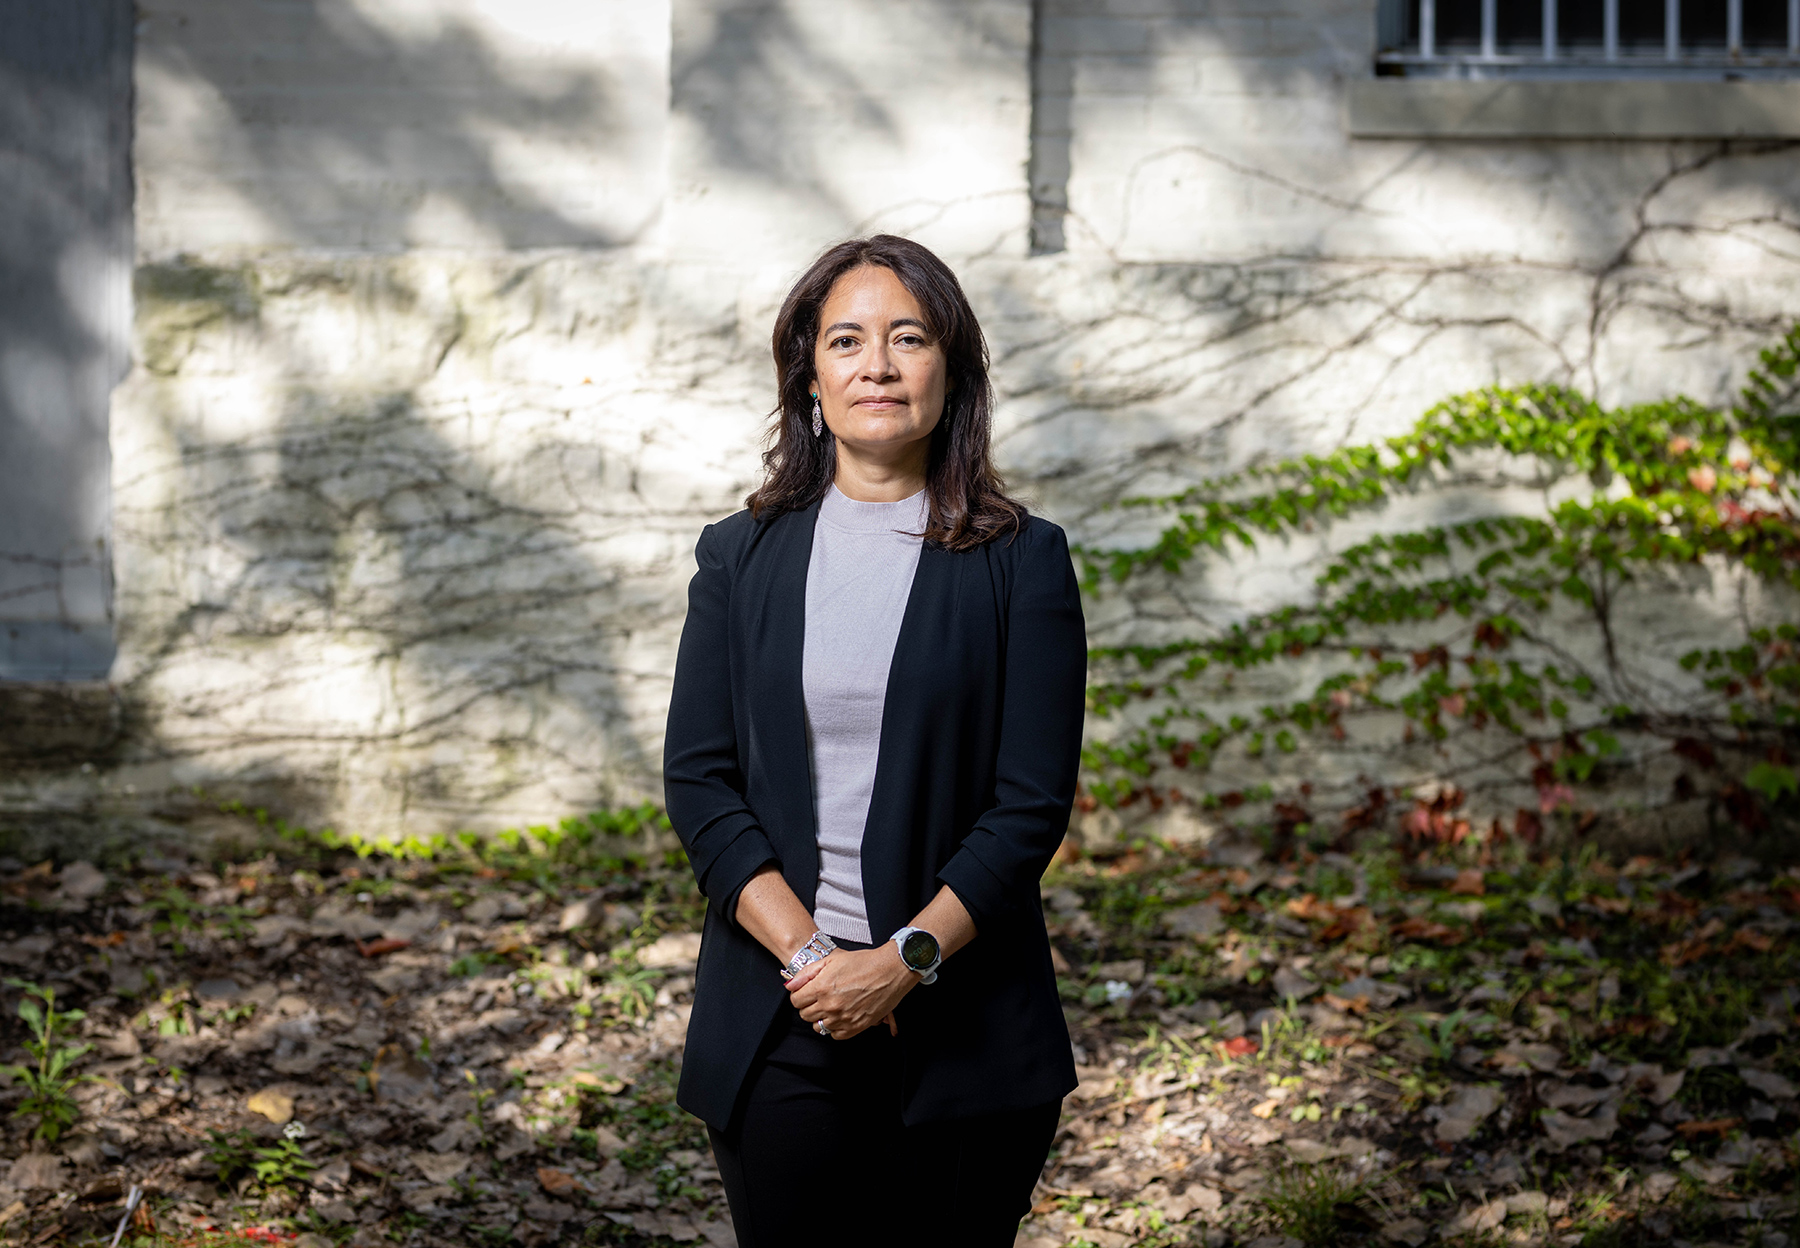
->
xmin=860 ymin=339 xmax=899 ymax=385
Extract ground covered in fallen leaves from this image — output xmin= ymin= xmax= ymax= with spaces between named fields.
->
xmin=0 ymin=811 xmax=1794 ymax=1248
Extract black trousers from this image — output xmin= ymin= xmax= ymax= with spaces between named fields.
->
xmin=708 ymin=1006 xmax=1061 ymax=1248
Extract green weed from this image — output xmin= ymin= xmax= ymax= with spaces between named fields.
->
xmin=1408 ymin=1008 xmax=1470 ymax=1065
xmin=1257 ymin=1010 xmax=1331 ymax=1067
xmin=0 ymin=978 xmax=95 ymax=1142
xmin=205 ymin=1122 xmax=317 ymax=1193
xmin=1681 ymin=1064 xmax=1750 ymax=1114
xmin=599 ymin=954 xmax=658 ymax=1023
xmin=146 ymin=887 xmax=202 ymax=955
xmin=465 ymin=1069 xmax=496 ymax=1151
xmin=448 ymin=951 xmax=504 ymax=977
xmin=1259 ymin=1162 xmax=1380 ymax=1245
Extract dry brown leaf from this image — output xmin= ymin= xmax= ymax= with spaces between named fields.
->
xmin=1285 ymin=894 xmax=1331 ymax=920
xmin=1661 ymin=939 xmax=1709 ymax=966
xmin=245 ymin=1088 xmax=295 ymax=1124
xmin=1318 ymin=906 xmax=1374 ymax=942
xmin=572 ymin=1069 xmax=628 ymax=1094
xmin=1393 ymin=916 xmax=1466 ymax=945
xmin=537 ymin=1167 xmax=581 ymax=1198
xmin=1448 ymin=868 xmax=1486 ymax=896
xmin=1728 ymin=927 xmax=1775 ymax=954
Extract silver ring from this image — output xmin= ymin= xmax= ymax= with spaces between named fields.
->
xmin=815 ymin=1021 xmax=831 ymax=1038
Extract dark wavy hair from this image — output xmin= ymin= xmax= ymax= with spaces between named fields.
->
xmin=745 ymin=235 xmax=1025 ymax=551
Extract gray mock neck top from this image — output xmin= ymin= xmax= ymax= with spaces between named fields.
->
xmin=802 ymin=483 xmax=929 ymax=943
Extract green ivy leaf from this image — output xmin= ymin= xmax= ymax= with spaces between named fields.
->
xmin=1745 ymin=762 xmax=1798 ymax=802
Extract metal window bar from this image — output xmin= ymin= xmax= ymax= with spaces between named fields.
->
xmin=1384 ymin=0 xmax=1800 ymax=71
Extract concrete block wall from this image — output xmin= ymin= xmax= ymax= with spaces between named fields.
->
xmin=7 ymin=0 xmax=1797 ymax=846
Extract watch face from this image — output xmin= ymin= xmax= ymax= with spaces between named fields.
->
xmin=901 ymin=929 xmax=939 ymax=970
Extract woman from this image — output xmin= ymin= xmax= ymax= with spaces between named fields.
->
xmin=663 ymin=235 xmax=1087 ymax=1247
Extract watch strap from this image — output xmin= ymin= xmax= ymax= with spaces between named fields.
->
xmin=891 ymin=926 xmax=941 ymax=985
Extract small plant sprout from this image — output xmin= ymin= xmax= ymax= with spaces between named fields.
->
xmin=465 ymin=1069 xmax=496 ymax=1150
xmin=599 ymin=953 xmax=658 ymax=1023
xmin=206 ymin=1121 xmax=317 ymax=1194
xmin=148 ymin=886 xmax=200 ymax=956
xmin=1260 ymin=1162 xmax=1380 ymax=1246
xmin=1410 ymin=1008 xmax=1469 ymax=1064
xmin=0 ymin=978 xmax=96 ymax=1142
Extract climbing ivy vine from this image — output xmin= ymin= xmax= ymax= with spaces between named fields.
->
xmin=1077 ymin=325 xmax=1800 ymax=842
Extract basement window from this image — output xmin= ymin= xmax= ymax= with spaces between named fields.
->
xmin=1376 ymin=0 xmax=1800 ymax=77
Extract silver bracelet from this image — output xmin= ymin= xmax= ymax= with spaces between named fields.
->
xmin=780 ymin=931 xmax=838 ymax=981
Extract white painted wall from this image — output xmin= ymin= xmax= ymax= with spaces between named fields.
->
xmin=13 ymin=0 xmax=1793 ymax=843
xmin=663 ymin=0 xmax=1033 ymax=267
xmin=134 ymin=0 xmax=671 ymax=251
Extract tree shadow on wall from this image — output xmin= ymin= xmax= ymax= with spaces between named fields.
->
xmin=137 ymin=0 xmax=650 ymax=248
xmin=113 ymin=2 xmax=701 ymax=834
xmin=669 ymin=0 xmax=1039 ymax=244
xmin=0 ymin=0 xmax=130 ymax=681
xmin=117 ymin=256 xmax=691 ymax=836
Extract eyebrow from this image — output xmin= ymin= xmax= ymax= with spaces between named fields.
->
xmin=822 ymin=317 xmax=930 ymax=335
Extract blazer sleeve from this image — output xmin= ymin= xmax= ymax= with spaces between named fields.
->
xmin=664 ymin=522 xmax=780 ymax=922
xmin=936 ymin=522 xmax=1088 ymax=930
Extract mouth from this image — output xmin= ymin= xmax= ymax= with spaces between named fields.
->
xmin=853 ymin=396 xmax=906 ymax=410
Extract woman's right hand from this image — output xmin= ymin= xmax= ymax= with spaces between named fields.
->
xmin=785 ymin=950 xmax=902 ymax=1039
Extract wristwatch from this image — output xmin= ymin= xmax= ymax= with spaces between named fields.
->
xmin=890 ymin=926 xmax=942 ymax=985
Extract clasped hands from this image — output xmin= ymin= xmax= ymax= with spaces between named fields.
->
xmin=785 ymin=944 xmax=918 ymax=1040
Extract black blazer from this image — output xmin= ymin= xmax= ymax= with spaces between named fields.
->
xmin=662 ymin=498 xmax=1087 ymax=1130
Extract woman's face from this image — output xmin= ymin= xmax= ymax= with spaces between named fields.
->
xmin=811 ymin=265 xmax=948 ymax=461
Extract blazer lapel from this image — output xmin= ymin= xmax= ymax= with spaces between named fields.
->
xmin=859 ymin=540 xmax=962 ymax=942
xmin=743 ymin=501 xmax=822 ymax=908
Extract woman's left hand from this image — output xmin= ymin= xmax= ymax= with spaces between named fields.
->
xmin=786 ymin=946 xmax=916 ymax=1040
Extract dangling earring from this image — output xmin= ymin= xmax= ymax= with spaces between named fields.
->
xmin=810 ymin=394 xmax=823 ymax=438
